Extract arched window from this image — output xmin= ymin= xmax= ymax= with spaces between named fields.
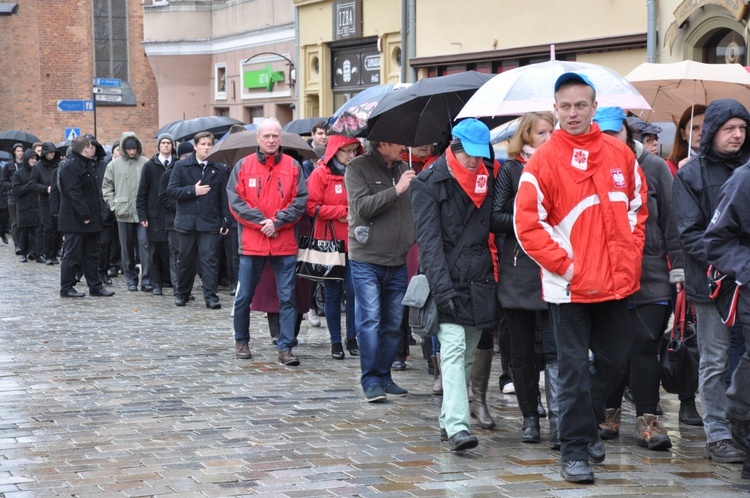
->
xmin=703 ymin=28 xmax=746 ymax=64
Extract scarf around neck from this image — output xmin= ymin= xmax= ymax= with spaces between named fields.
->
xmin=446 ymin=148 xmax=489 ymax=208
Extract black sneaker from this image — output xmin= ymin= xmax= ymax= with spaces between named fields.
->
xmin=384 ymin=383 xmax=408 ymax=396
xmin=704 ymin=439 xmax=745 ymax=463
xmin=561 ymin=460 xmax=595 ymax=484
xmin=363 ymin=385 xmax=386 ymax=403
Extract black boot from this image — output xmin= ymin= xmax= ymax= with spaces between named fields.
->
xmin=545 ymin=361 xmax=560 ymax=450
xmin=743 ymin=445 xmax=750 ymax=479
xmin=679 ymin=398 xmax=703 ymax=426
xmin=522 ymin=415 xmax=541 ymax=443
xmin=470 ymin=348 xmax=496 ymax=429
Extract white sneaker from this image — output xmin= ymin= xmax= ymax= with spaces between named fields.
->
xmin=502 ymin=381 xmax=516 ymax=394
xmin=307 ymin=310 xmax=321 ymax=327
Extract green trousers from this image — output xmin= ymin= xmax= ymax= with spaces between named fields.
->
xmin=438 ymin=322 xmax=482 ymax=437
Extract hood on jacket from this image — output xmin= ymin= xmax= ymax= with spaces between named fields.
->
xmin=22 ymin=149 xmax=39 ymax=168
xmin=40 ymin=142 xmax=60 ymax=164
xmin=321 ymin=135 xmax=363 ymax=169
xmin=118 ymin=131 xmax=144 ymax=160
xmin=83 ymin=134 xmax=107 ymax=160
xmin=699 ymin=98 xmax=750 ymax=158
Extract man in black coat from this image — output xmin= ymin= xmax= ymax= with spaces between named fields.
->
xmin=137 ymin=133 xmax=176 ymax=296
xmin=57 ymin=136 xmax=114 ymax=298
xmin=166 ymin=131 xmax=229 ymax=309
xmin=1 ymin=143 xmax=25 ymax=252
xmin=673 ymin=98 xmax=750 ymax=463
xmin=29 ymin=142 xmax=62 ymax=264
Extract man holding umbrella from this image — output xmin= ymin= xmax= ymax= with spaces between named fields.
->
xmin=514 ymin=72 xmax=648 ymax=483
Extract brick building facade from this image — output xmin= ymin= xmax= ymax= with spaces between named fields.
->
xmin=0 ymin=0 xmax=158 ymax=149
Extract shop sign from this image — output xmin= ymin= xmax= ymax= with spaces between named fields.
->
xmin=333 ymin=0 xmax=361 ymax=40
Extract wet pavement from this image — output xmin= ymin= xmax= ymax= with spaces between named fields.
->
xmin=0 ymin=243 xmax=749 ymax=497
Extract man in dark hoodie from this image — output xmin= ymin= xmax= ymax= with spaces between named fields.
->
xmin=137 ymin=133 xmax=176 ymax=296
xmin=29 ymin=142 xmax=62 ymax=264
xmin=673 ymin=98 xmax=750 ymax=464
xmin=1 ymin=143 xmax=25 ymax=251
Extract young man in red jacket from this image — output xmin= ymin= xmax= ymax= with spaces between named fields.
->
xmin=227 ymin=118 xmax=308 ymax=365
xmin=514 ymin=73 xmax=648 ymax=484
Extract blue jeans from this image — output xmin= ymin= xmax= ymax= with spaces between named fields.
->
xmin=549 ymin=300 xmax=632 ymax=462
xmin=324 ymin=263 xmax=356 ymax=344
xmin=233 ymin=255 xmax=297 ymax=352
xmin=350 ymin=260 xmax=407 ymax=391
xmin=693 ymin=302 xmax=733 ymax=442
xmin=726 ymin=287 xmax=750 ymax=426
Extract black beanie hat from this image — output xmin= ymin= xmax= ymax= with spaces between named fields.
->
xmin=122 ymin=137 xmax=138 ymax=150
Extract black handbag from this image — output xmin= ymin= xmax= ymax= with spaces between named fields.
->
xmin=659 ymin=289 xmax=700 ymax=395
xmin=296 ymin=211 xmax=346 ymax=282
xmin=708 ymin=265 xmax=741 ymax=327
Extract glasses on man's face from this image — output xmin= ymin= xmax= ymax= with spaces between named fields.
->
xmin=338 ymin=147 xmax=359 ymax=156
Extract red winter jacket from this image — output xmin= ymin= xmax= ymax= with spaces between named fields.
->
xmin=514 ymin=124 xmax=648 ymax=303
xmin=227 ymin=150 xmax=308 ymax=256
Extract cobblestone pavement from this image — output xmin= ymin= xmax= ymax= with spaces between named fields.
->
xmin=0 ymin=244 xmax=749 ymax=497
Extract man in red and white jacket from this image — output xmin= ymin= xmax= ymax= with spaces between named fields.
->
xmin=227 ymin=118 xmax=308 ymax=366
xmin=514 ymin=72 xmax=648 ymax=484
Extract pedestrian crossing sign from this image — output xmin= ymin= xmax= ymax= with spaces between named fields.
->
xmin=65 ymin=128 xmax=80 ymax=142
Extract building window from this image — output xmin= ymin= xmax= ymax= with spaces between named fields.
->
xmin=93 ymin=0 xmax=129 ymax=81
xmin=215 ymin=63 xmax=227 ymax=100
xmin=704 ymin=28 xmax=746 ymax=64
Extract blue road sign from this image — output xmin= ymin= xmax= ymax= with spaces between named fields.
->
xmin=64 ymin=128 xmax=81 ymax=142
xmin=57 ymin=100 xmax=94 ymax=112
xmin=92 ymin=78 xmax=121 ymax=87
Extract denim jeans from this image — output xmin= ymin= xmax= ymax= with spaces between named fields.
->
xmin=438 ymin=322 xmax=482 ymax=437
xmin=233 ymin=255 xmax=297 ymax=352
xmin=726 ymin=287 xmax=750 ymax=425
xmin=350 ymin=260 xmax=407 ymax=391
xmin=693 ymin=302 xmax=733 ymax=442
xmin=324 ymin=262 xmax=356 ymax=344
xmin=549 ymin=300 xmax=632 ymax=462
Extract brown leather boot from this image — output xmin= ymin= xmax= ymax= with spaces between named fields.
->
xmin=432 ymin=354 xmax=443 ymax=395
xmin=470 ymin=348 xmax=496 ymax=429
xmin=235 ymin=341 xmax=252 ymax=359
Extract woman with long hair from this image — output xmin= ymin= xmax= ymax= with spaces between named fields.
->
xmin=491 ymin=111 xmax=559 ymax=447
xmin=666 ymin=104 xmax=706 ymax=176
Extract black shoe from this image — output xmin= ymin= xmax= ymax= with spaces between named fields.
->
xmin=331 ymin=343 xmax=345 ymax=360
xmin=152 ymin=287 xmax=163 ymax=296
xmin=60 ymin=288 xmax=85 ymax=298
xmin=0 ymin=234 xmax=7 ymax=244
xmin=623 ymin=386 xmax=634 ymax=403
xmin=175 ymin=297 xmax=187 ymax=306
xmin=101 ymin=275 xmax=113 ymax=286
xmin=384 ymin=382 xmax=408 ymax=396
xmin=655 ymin=402 xmax=663 ymax=416
xmin=19 ymin=255 xmax=27 ymax=263
xmin=46 ymin=257 xmax=55 ymax=265
xmin=188 ymin=295 xmax=196 ymax=301
xmin=729 ymin=417 xmax=750 ymax=453
xmin=704 ymin=439 xmax=745 ymax=463
xmin=107 ymin=267 xmax=118 ymax=277
xmin=51 ymin=257 xmax=60 ymax=265
xmin=36 ymin=255 xmax=48 ymax=264
xmin=392 ymin=360 xmax=407 ymax=371
xmin=141 ymin=284 xmax=154 ymax=292
xmin=206 ymin=301 xmax=222 ymax=309
xmin=127 ymin=284 xmax=138 ymax=292
xmin=346 ymin=338 xmax=359 ymax=356
xmin=679 ymin=399 xmax=703 ymax=426
xmin=561 ymin=460 xmax=595 ymax=484
xmin=588 ymin=439 xmax=605 ymax=464
xmin=90 ymin=287 xmax=114 ymax=297
xmin=440 ymin=428 xmax=449 ymax=442
xmin=449 ymin=430 xmax=478 ymax=452
xmin=363 ymin=385 xmax=386 ymax=403
xmin=521 ymin=415 xmax=541 ymax=443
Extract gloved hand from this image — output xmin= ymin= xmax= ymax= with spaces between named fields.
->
xmin=437 ymin=297 xmax=458 ymax=318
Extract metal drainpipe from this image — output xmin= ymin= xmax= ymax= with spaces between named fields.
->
xmin=401 ymin=0 xmax=408 ymax=83
xmin=647 ymin=0 xmax=657 ymax=62
xmin=294 ymin=5 xmax=300 ymax=117
xmin=408 ymin=0 xmax=416 ymax=82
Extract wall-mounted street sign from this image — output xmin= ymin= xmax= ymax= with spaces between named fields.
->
xmin=243 ymin=63 xmax=285 ymax=92
xmin=92 ymin=78 xmax=121 ymax=87
xmin=64 ymin=128 xmax=80 ymax=142
xmin=95 ymin=94 xmax=123 ymax=103
xmin=93 ymin=87 xmax=122 ymax=95
xmin=57 ymin=100 xmax=94 ymax=112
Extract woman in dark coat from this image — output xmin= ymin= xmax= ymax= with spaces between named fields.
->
xmin=12 ymin=149 xmax=40 ymax=262
xmin=411 ymin=119 xmax=498 ymax=452
xmin=29 ymin=142 xmax=62 ymax=264
xmin=491 ymin=111 xmax=558 ymax=447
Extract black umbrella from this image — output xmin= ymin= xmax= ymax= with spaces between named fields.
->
xmin=366 ymin=71 xmax=495 ymax=147
xmin=155 ymin=116 xmax=244 ymax=142
xmin=0 ymin=150 xmax=10 ymax=162
xmin=0 ymin=130 xmax=41 ymax=153
xmin=56 ymin=140 xmax=72 ymax=155
xmin=282 ymin=117 xmax=328 ymax=136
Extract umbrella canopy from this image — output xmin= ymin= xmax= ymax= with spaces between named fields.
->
xmin=625 ymin=61 xmax=750 ymax=122
xmin=155 ymin=116 xmax=244 ymax=142
xmin=204 ymin=130 xmax=317 ymax=165
xmin=282 ymin=117 xmax=328 ymax=135
xmin=0 ymin=130 xmax=41 ymax=153
xmin=366 ymin=71 xmax=494 ymax=147
xmin=327 ymin=83 xmax=411 ymax=137
xmin=0 ymin=150 xmax=10 ymax=162
xmin=458 ymin=60 xmax=651 ymax=119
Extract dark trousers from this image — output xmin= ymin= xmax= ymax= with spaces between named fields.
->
xmin=148 ymin=240 xmax=170 ymax=289
xmin=98 ymin=224 xmax=115 ymax=275
xmin=16 ymin=226 xmax=36 ymax=256
xmin=60 ymin=232 xmax=102 ymax=292
xmin=222 ymin=226 xmax=239 ymax=290
xmin=167 ymin=230 xmax=179 ymax=287
xmin=0 ymin=207 xmax=8 ymax=237
xmin=549 ymin=300 xmax=632 ymax=462
xmin=42 ymin=215 xmax=62 ymax=259
xmin=7 ymin=201 xmax=18 ymax=251
xmin=175 ymin=230 xmax=219 ymax=303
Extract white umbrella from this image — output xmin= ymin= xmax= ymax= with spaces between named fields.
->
xmin=457 ymin=60 xmax=651 ymax=119
xmin=625 ymin=60 xmax=750 ymax=122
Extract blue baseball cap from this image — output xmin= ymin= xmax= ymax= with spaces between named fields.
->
xmin=593 ymin=107 xmax=627 ymax=133
xmin=452 ymin=118 xmax=491 ymax=159
xmin=554 ymin=72 xmax=596 ymax=94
